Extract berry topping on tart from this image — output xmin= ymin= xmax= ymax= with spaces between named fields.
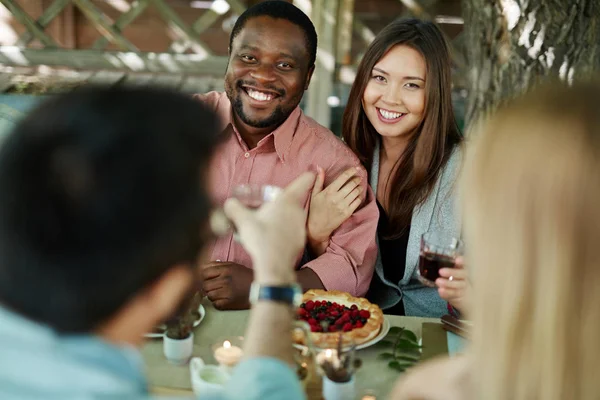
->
xmin=293 ymin=289 xmax=384 ymax=348
xmin=297 ymin=300 xmax=372 ymax=332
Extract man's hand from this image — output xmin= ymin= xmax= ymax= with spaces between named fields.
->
xmin=201 ymin=261 xmax=254 ymax=310
xmin=224 ymin=172 xmax=316 ymax=285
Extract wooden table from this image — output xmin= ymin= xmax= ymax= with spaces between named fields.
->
xmin=142 ymin=300 xmax=444 ymax=399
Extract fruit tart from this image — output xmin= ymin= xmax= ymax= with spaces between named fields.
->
xmin=294 ymin=289 xmax=384 ymax=348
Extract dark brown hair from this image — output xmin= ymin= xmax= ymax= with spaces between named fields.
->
xmin=343 ymin=18 xmax=462 ymax=238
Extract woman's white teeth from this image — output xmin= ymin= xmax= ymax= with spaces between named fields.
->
xmin=379 ymin=109 xmax=403 ymax=120
xmin=247 ymin=89 xmax=273 ymax=101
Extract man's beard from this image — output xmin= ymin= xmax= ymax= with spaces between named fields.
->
xmin=226 ymin=81 xmax=290 ymax=129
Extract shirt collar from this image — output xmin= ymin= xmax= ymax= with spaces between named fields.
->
xmin=228 ymin=106 xmax=302 ymax=163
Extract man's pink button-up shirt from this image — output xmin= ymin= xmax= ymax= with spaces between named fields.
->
xmin=196 ymin=91 xmax=378 ymax=296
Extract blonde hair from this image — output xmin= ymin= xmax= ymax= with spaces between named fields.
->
xmin=462 ymin=82 xmax=600 ymax=400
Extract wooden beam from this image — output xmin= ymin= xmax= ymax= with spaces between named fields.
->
xmin=169 ymin=0 xmax=247 ymax=54
xmin=335 ymin=0 xmax=354 ymax=66
xmin=71 ymin=0 xmax=139 ymax=51
xmin=397 ymin=0 xmax=441 ymax=20
xmin=16 ymin=0 xmax=71 ymax=47
xmin=148 ymin=0 xmax=211 ymax=56
xmin=92 ymin=0 xmax=149 ymax=50
xmin=304 ymin=0 xmax=338 ymax=128
xmin=86 ymin=70 xmax=126 ymax=85
xmin=0 ymin=0 xmax=59 ymax=47
xmin=353 ymin=18 xmax=375 ymax=45
xmin=151 ymin=74 xmax=184 ymax=89
xmin=0 ymin=47 xmax=228 ymax=75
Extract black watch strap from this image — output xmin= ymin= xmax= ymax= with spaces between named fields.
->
xmin=257 ymin=286 xmax=296 ymax=304
xmin=250 ymin=283 xmax=302 ymax=306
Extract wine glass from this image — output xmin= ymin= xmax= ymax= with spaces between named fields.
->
xmin=231 ymin=184 xmax=282 ymax=209
xmin=418 ymin=231 xmax=463 ymax=287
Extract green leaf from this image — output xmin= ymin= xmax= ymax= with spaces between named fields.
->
xmin=396 ymin=339 xmax=423 ymax=350
xmin=396 ymin=354 xmax=421 ymax=362
xmin=400 ymin=329 xmax=418 ymax=343
xmin=377 ymin=352 xmax=395 ymax=360
xmin=388 ymin=326 xmax=404 ymax=335
xmin=373 ymin=339 xmax=394 ymax=348
xmin=388 ymin=360 xmax=414 ymax=372
xmin=388 ymin=361 xmax=405 ymax=372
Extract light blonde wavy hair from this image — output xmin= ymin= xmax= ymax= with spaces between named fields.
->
xmin=463 ymin=82 xmax=600 ymax=400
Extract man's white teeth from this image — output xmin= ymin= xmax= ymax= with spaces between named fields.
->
xmin=379 ymin=109 xmax=403 ymax=120
xmin=247 ymin=89 xmax=273 ymax=101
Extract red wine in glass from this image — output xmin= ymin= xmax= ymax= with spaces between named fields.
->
xmin=418 ymin=252 xmax=456 ymax=287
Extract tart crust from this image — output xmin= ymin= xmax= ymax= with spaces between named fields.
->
xmin=294 ymin=289 xmax=384 ymax=348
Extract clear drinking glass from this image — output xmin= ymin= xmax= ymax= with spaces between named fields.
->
xmin=418 ymin=231 xmax=463 ymax=287
xmin=231 ymin=184 xmax=282 ymax=209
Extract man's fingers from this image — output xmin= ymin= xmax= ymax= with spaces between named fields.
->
xmin=281 ymin=172 xmax=317 ymax=203
xmin=329 ymin=167 xmax=360 ymax=192
xmin=311 ymin=166 xmax=325 ymax=196
xmin=223 ymin=198 xmax=253 ymax=230
xmin=202 ymin=277 xmax=228 ymax=293
xmin=213 ymin=298 xmax=232 ymax=311
xmin=201 ymin=264 xmax=226 ymax=280
xmin=206 ymin=286 xmax=230 ymax=303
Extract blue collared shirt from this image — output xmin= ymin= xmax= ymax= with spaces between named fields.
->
xmin=0 ymin=305 xmax=305 ymax=400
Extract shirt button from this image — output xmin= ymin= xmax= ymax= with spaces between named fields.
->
xmin=244 ymin=152 xmax=250 ymax=158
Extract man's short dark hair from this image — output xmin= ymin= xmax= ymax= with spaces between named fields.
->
xmin=229 ymin=0 xmax=318 ymax=67
xmin=0 ymin=86 xmax=218 ymax=332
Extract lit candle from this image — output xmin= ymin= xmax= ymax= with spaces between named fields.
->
xmin=316 ymin=348 xmax=341 ymax=369
xmin=214 ymin=340 xmax=243 ymax=367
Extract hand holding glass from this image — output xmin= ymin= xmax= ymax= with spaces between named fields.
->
xmin=418 ymin=231 xmax=463 ymax=287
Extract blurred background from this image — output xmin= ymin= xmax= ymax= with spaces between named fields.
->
xmin=0 ymin=0 xmax=597 ymax=135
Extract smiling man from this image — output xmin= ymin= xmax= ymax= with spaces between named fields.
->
xmin=195 ymin=0 xmax=379 ymax=310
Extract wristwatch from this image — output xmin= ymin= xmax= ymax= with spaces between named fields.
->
xmin=249 ymin=282 xmax=303 ymax=307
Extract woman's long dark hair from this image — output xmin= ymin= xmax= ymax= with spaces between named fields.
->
xmin=343 ymin=18 xmax=462 ymax=238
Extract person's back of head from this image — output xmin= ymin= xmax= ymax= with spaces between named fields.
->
xmin=0 ymin=86 xmax=218 ymax=333
xmin=463 ymin=81 xmax=600 ymax=400
xmin=229 ymin=0 xmax=317 ymax=67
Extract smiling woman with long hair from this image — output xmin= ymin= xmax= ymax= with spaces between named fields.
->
xmin=306 ymin=18 xmax=465 ymax=317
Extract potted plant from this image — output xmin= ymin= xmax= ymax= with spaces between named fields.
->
xmin=163 ymin=292 xmax=203 ymax=365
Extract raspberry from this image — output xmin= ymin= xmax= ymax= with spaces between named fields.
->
xmin=340 ymin=312 xmax=350 ymax=322
xmin=310 ymin=325 xmax=319 ymax=332
xmin=351 ymin=309 xmax=359 ymax=319
xmin=330 ymin=310 xmax=339 ymax=318
xmin=317 ymin=313 xmax=326 ymax=321
xmin=359 ymin=310 xmax=371 ymax=319
xmin=305 ymin=301 xmax=315 ymax=311
xmin=328 ymin=326 xmax=337 ymax=332
xmin=342 ymin=323 xmax=353 ymax=332
xmin=355 ymin=321 xmax=364 ymax=328
xmin=350 ymin=304 xmax=358 ymax=310
xmin=308 ymin=318 xmax=317 ymax=326
xmin=314 ymin=326 xmax=323 ymax=332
